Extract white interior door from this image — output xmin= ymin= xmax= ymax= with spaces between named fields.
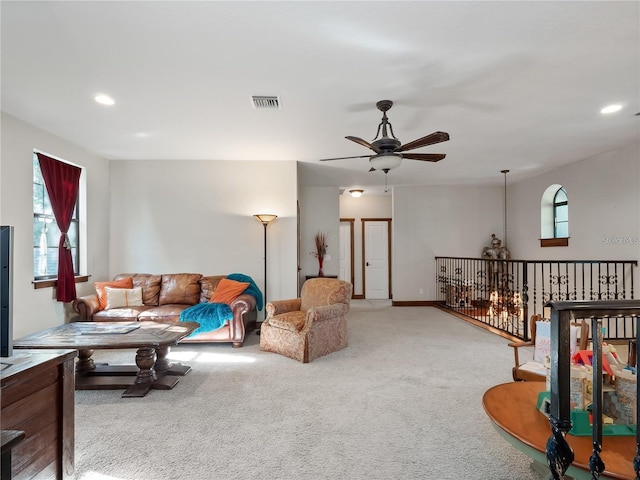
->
xmin=364 ymin=220 xmax=389 ymax=299
xmin=339 ymin=222 xmax=351 ymax=283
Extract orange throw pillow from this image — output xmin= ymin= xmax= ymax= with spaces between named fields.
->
xmin=210 ymin=278 xmax=249 ymax=305
xmin=95 ymin=277 xmax=133 ymax=310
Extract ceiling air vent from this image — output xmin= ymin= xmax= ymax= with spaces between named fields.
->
xmin=251 ymin=95 xmax=280 ymax=109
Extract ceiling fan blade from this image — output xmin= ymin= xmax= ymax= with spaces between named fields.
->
xmin=397 ymin=131 xmax=450 ymax=152
xmin=401 ymin=153 xmax=446 ymax=162
xmin=319 ymin=154 xmax=372 ymax=162
xmin=346 ymin=136 xmax=381 ymax=153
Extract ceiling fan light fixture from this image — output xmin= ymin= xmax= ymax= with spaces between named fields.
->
xmin=370 ymin=153 xmax=402 ymax=171
xmin=349 ymin=189 xmax=364 ymax=198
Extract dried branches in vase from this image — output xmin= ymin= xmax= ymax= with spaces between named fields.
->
xmin=311 ymin=231 xmax=328 ymax=277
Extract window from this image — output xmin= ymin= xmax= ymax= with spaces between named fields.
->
xmin=540 ymin=184 xmax=569 ymax=247
xmin=33 ymin=153 xmax=80 ymax=280
xmin=553 ymin=187 xmax=568 ymax=238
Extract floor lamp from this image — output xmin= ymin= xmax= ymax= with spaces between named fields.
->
xmin=253 ymin=214 xmax=277 ymax=332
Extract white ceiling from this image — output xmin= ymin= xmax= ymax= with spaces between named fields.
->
xmin=2 ymin=1 xmax=639 ymax=194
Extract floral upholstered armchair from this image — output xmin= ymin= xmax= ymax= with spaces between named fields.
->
xmin=260 ymin=278 xmax=353 ymax=363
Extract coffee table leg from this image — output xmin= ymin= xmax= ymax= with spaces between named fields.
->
xmin=76 ymin=349 xmax=96 ymax=372
xmin=122 ymin=347 xmax=157 ymax=398
xmin=154 ymin=345 xmax=192 ymax=376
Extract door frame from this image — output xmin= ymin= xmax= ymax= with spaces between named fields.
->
xmin=339 ymin=218 xmax=355 ymax=297
xmin=361 ymin=218 xmax=392 ymax=300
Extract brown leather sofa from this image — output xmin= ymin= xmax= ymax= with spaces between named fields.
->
xmin=72 ymin=273 xmax=257 ymax=347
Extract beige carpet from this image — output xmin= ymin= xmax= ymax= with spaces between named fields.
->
xmin=75 ymin=301 xmax=543 ymax=480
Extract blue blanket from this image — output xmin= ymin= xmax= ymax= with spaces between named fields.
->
xmin=180 ymin=302 xmax=232 ymax=336
xmin=179 ymin=273 xmax=263 ymax=336
xmin=227 ymin=272 xmax=263 ymax=311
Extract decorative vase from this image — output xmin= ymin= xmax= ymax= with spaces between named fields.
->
xmin=317 ymin=257 xmax=324 ymax=277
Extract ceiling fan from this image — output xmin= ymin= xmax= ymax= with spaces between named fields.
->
xmin=320 ymin=100 xmax=450 ymax=174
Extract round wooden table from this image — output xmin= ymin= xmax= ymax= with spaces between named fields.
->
xmin=482 ymin=382 xmax=635 ymax=480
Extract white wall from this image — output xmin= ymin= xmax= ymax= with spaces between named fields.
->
xmin=298 ymin=186 xmax=340 ymax=292
xmin=339 ymin=193 xmax=392 ymax=296
xmin=508 ymin=142 xmax=640 ymax=261
xmin=392 ymin=184 xmax=503 ymax=301
xmin=1 ymin=113 xmax=111 ymax=338
xmin=108 ymin=159 xmax=299 ymax=305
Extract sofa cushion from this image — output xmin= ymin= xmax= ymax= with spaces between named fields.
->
xmin=115 ymin=274 xmax=162 ymax=306
xmin=138 ymin=305 xmax=194 ymax=323
xmin=104 ymin=286 xmax=143 ymax=310
xmin=94 ymin=305 xmax=154 ymax=322
xmin=95 ymin=277 xmax=133 ymax=310
xmin=159 ymin=273 xmax=202 ymax=306
xmin=210 ymin=278 xmax=249 ymax=305
xmin=199 ymin=276 xmax=226 ymax=303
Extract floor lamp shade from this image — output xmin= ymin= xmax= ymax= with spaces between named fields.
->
xmin=253 ymin=214 xmax=277 ymax=225
xmin=253 ymin=214 xmax=277 ymax=322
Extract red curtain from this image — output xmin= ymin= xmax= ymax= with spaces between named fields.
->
xmin=36 ymin=153 xmax=81 ymax=302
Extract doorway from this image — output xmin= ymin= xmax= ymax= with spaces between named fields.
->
xmin=362 ymin=219 xmax=391 ymax=299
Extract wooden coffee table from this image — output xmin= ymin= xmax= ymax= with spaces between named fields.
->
xmin=14 ymin=321 xmax=199 ymax=397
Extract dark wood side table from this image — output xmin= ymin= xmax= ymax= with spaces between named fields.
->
xmin=1 ymin=349 xmax=76 ymax=480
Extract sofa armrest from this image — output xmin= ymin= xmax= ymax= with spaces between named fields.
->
xmin=230 ymin=293 xmax=256 ymax=315
xmin=266 ymin=298 xmax=301 ymax=317
xmin=226 ymin=293 xmax=258 ymax=345
xmin=72 ymin=294 xmax=101 ymax=321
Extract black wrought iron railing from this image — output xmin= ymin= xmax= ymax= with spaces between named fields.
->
xmin=545 ymin=300 xmax=640 ymax=479
xmin=435 ymin=257 xmax=638 ymax=341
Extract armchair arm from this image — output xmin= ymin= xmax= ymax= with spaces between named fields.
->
xmin=72 ymin=294 xmax=101 ymax=321
xmin=266 ymin=298 xmax=301 ymax=317
xmin=305 ymin=303 xmax=349 ymax=326
xmin=507 ymin=340 xmax=535 ymax=368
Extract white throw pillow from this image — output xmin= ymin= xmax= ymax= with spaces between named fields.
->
xmin=104 ymin=286 xmax=143 ymax=310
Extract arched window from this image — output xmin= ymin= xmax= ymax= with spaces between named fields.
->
xmin=540 ymin=184 xmax=569 ymax=247
xmin=553 ymin=187 xmax=568 ymax=238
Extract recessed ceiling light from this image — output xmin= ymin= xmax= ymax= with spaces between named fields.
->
xmin=95 ymin=94 xmax=115 ymax=106
xmin=600 ymin=104 xmax=622 ymax=114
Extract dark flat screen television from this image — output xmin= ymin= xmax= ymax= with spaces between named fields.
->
xmin=1 ymin=225 xmax=14 ymax=357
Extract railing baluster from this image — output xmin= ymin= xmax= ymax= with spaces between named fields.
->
xmin=589 ymin=316 xmax=605 ymax=478
xmin=542 ymin=263 xmax=546 ymax=314
xmin=533 ymin=262 xmax=538 ymax=318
